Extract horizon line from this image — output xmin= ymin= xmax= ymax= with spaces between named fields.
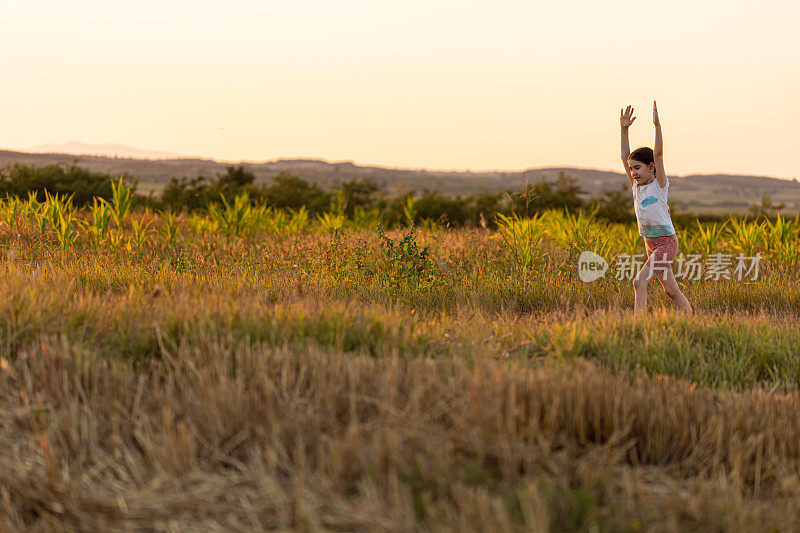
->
xmin=3 ymin=145 xmax=796 ymax=181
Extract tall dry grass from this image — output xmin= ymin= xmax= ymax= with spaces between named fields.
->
xmin=2 ymin=335 xmax=800 ymax=530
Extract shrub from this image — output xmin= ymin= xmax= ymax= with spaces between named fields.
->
xmin=0 ymin=163 xmax=124 ymax=206
xmin=264 ymin=172 xmax=331 ymax=214
xmin=591 ymin=183 xmax=635 ymax=223
xmin=161 ymin=165 xmax=263 ymax=212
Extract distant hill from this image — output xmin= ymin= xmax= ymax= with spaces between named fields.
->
xmin=1 ymin=148 xmax=799 ymax=215
xmin=28 ymin=142 xmax=185 ymax=160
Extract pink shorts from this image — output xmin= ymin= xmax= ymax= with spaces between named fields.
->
xmin=644 ymin=233 xmax=679 ymax=273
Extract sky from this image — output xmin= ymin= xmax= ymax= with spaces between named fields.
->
xmin=1 ymin=0 xmax=798 ymax=178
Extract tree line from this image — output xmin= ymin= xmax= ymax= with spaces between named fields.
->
xmin=1 ymin=162 xmax=766 ymax=228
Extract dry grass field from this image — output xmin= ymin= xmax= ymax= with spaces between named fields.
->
xmin=2 ymin=190 xmax=800 ymax=530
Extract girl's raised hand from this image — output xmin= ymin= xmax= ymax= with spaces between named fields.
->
xmin=620 ymin=105 xmax=636 ymax=129
xmin=653 ymin=100 xmax=660 ymax=126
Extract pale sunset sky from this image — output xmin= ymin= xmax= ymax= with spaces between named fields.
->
xmin=1 ymin=0 xmax=798 ymax=178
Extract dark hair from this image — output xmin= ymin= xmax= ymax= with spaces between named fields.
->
xmin=628 ymin=147 xmax=655 ymax=176
xmin=628 ymin=147 xmax=653 ymax=164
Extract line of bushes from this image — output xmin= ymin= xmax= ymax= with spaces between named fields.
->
xmin=0 ymin=162 xmax=772 ymax=228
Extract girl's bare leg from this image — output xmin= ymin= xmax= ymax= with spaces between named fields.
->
xmin=633 ymin=258 xmax=654 ymax=314
xmin=656 ymin=265 xmax=693 ymax=314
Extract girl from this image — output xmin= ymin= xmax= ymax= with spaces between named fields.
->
xmin=620 ymin=101 xmax=693 ymax=314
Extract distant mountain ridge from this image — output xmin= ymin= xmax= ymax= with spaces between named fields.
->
xmin=1 ymin=148 xmax=799 ymax=215
xmin=28 ymin=142 xmax=185 ymax=160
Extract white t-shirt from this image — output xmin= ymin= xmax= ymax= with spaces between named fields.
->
xmin=632 ymin=177 xmax=675 ymax=237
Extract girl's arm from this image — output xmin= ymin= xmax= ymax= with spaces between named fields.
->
xmin=653 ymin=101 xmax=667 ymax=188
xmin=620 ymin=105 xmax=635 ymax=188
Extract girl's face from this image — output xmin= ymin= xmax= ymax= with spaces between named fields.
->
xmin=628 ymin=158 xmax=655 ymax=185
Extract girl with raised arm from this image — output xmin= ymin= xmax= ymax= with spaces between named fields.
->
xmin=620 ymin=101 xmax=693 ymax=315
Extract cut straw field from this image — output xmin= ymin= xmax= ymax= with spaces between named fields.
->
xmin=2 ymin=188 xmax=800 ymax=530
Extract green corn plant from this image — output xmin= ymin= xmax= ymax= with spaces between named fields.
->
xmin=591 ymin=235 xmax=617 ymax=266
xmin=20 ymin=193 xmax=42 ymax=232
xmin=54 ymin=211 xmax=80 ymax=250
xmin=88 ymin=197 xmax=112 ymax=247
xmin=45 ymin=191 xmax=62 ymax=229
xmin=493 ymin=212 xmax=547 ymax=272
xmin=286 ymin=206 xmax=309 ymax=234
xmin=0 ymin=197 xmax=22 ymax=233
xmin=44 ymin=190 xmax=75 ymax=218
xmin=726 ymin=217 xmax=764 ymax=257
xmin=109 ymin=176 xmax=132 ymax=228
xmin=541 ymin=210 xmax=566 ymax=243
xmin=261 ymin=207 xmax=288 ymax=234
xmin=159 ymin=210 xmax=181 ymax=243
xmin=187 ymin=213 xmax=205 ymax=235
xmin=0 ymin=201 xmax=14 ymax=235
xmin=350 ymin=207 xmax=381 ymax=230
xmin=34 ymin=207 xmax=50 ymax=235
xmin=248 ymin=204 xmax=272 ymax=232
xmin=692 ymin=220 xmax=728 ymax=257
xmin=106 ymin=229 xmax=128 ymax=252
xmin=131 ymin=218 xmax=154 ymax=248
xmin=45 ymin=193 xmax=80 ymax=250
xmin=618 ymin=224 xmax=642 ymax=256
xmin=776 ymin=236 xmax=800 ymax=267
xmin=39 ymin=191 xmax=76 ymax=243
xmin=208 ymin=192 xmax=253 ymax=239
xmin=544 ymin=206 xmax=602 ymax=259
xmin=188 ymin=213 xmax=218 ymax=235
xmin=764 ymin=215 xmax=800 ymax=260
xmin=421 ymin=218 xmax=440 ymax=230
xmin=317 ymin=191 xmax=346 ymax=233
xmin=23 ymin=191 xmax=41 ymax=217
xmin=0 ymin=198 xmax=7 ymax=228
xmin=317 ymin=211 xmax=345 ymax=233
xmin=401 ymin=195 xmax=417 ymax=227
